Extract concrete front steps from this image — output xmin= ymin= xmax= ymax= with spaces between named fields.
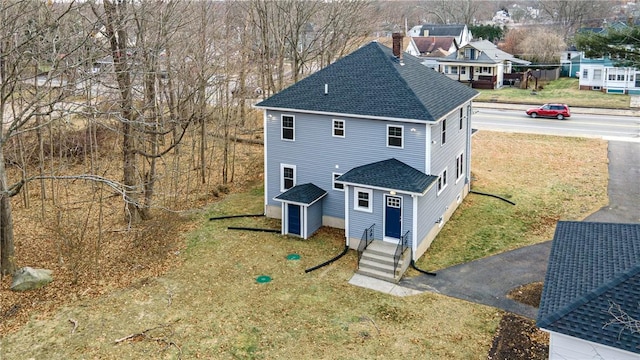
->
xmin=357 ymin=240 xmax=411 ymax=283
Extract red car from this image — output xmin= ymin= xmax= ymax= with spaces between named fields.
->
xmin=526 ymin=104 xmax=571 ymax=120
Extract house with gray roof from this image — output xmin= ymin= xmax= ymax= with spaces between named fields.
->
xmin=254 ymin=34 xmax=478 ymax=282
xmin=538 ymin=221 xmax=640 ymax=360
xmin=438 ymin=39 xmax=530 ymax=89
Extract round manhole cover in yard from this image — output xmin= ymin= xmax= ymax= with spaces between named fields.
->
xmin=256 ymin=275 xmax=272 ymax=283
xmin=286 ymin=253 xmax=301 ymax=260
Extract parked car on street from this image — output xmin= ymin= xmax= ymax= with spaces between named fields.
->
xmin=526 ymin=104 xmax=571 ymax=120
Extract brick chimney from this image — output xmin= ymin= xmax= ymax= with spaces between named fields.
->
xmin=392 ymin=32 xmax=404 ymax=59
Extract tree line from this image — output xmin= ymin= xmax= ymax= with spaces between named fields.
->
xmin=0 ymin=0 xmax=625 ymax=278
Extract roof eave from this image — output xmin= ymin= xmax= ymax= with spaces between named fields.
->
xmin=273 ymin=192 xmax=327 ymax=207
xmin=336 ymin=181 xmax=426 ymax=197
xmin=253 ymin=106 xmax=441 ymax=124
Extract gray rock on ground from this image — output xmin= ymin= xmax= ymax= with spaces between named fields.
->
xmin=10 ymin=267 xmax=53 ymax=291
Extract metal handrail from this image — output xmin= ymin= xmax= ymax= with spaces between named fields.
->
xmin=357 ymin=224 xmax=375 ymax=263
xmin=393 ymin=230 xmax=410 ymax=275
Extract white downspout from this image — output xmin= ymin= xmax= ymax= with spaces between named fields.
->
xmin=412 ymin=194 xmax=418 ymax=261
xmin=344 ymin=186 xmax=350 ymax=247
xmin=263 ymin=112 xmax=269 ymax=214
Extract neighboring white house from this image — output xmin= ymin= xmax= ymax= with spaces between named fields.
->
xmin=538 ymin=221 xmax=640 ymax=360
xmin=406 ymin=36 xmax=458 ymax=58
xmin=437 ymin=39 xmax=530 ymax=89
xmin=575 ymin=22 xmax=640 ymax=94
xmin=406 ymin=24 xmax=472 ymax=48
xmin=577 ymin=56 xmax=640 ymax=94
xmin=406 ymin=36 xmax=458 ymax=70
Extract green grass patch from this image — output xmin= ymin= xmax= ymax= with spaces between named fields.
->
xmin=415 ymin=131 xmax=608 ymax=271
xmin=475 ymin=78 xmax=631 ymax=109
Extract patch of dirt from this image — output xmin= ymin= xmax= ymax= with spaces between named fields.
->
xmin=507 ymin=282 xmax=543 ymax=308
xmin=487 ymin=282 xmax=548 ymax=359
xmin=487 ymin=313 xmax=549 ymax=360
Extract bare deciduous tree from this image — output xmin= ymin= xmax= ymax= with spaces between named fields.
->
xmin=416 ymin=0 xmax=483 ymax=25
xmin=95 ymin=0 xmax=195 ymax=223
xmin=537 ymin=0 xmax=610 ymax=40
xmin=0 ymin=0 xmax=88 ymax=275
xmin=516 ymin=27 xmax=566 ymax=64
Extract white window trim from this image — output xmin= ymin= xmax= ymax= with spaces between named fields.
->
xmin=437 ymin=168 xmax=448 ymax=196
xmin=459 ymin=108 xmax=464 ymax=130
xmin=281 ymin=114 xmax=295 ymax=141
xmin=332 ymin=119 xmax=345 ymax=138
xmin=354 ymin=187 xmax=373 ymax=213
xmin=332 ymin=172 xmax=344 ymax=191
xmin=455 ymin=152 xmax=464 ymax=184
xmin=387 ymin=124 xmax=404 ymax=148
xmin=280 ymin=164 xmax=296 ymax=192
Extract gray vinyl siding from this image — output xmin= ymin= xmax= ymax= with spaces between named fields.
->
xmin=430 ymin=103 xmax=469 ymax=189
xmin=416 ymin=188 xmax=439 ymax=245
xmin=306 ymin=201 xmax=323 ymax=237
xmin=346 ymin=188 xmax=414 ymax=244
xmin=265 ymin=110 xmax=427 ymax=220
xmin=415 ymin=102 xmax=471 ymax=248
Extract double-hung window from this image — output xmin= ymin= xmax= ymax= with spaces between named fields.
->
xmin=332 ymin=173 xmax=344 ymax=191
xmin=441 ymin=119 xmax=447 ymax=145
xmin=459 ymin=108 xmax=464 ymax=130
xmin=387 ymin=125 xmax=403 ymax=148
xmin=437 ymin=168 xmax=448 ymax=195
xmin=333 ymin=119 xmax=345 ymax=137
xmin=354 ymin=188 xmax=373 ymax=212
xmin=593 ymin=69 xmax=602 ymax=80
xmin=456 ymin=153 xmax=464 ymax=182
xmin=281 ymin=164 xmax=296 ymax=192
xmin=282 ymin=115 xmax=294 ymax=140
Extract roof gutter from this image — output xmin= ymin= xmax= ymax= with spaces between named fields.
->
xmin=252 ymin=105 xmax=440 ymax=125
xmin=335 ymin=181 xmax=433 ymax=197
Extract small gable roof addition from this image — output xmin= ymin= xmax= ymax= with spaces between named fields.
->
xmin=274 ymin=183 xmax=327 ymax=206
xmin=336 ymin=158 xmax=437 ymax=195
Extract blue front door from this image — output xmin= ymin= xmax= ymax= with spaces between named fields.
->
xmin=288 ymin=204 xmax=301 ymax=235
xmin=384 ymin=195 xmax=402 ymax=239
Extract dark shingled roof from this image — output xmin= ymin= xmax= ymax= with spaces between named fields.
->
xmin=255 ymin=41 xmax=478 ymax=122
xmin=419 ymin=24 xmax=466 ymax=37
xmin=336 ymin=158 xmax=437 ymax=194
xmin=537 ymin=221 xmax=640 ymax=354
xmin=274 ymin=183 xmax=327 ymax=205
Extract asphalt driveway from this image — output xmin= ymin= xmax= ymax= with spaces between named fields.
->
xmin=584 ymin=141 xmax=640 ymax=224
xmin=400 ymin=140 xmax=640 ymax=319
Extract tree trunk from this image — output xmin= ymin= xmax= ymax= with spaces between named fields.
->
xmin=103 ymin=0 xmax=144 ymax=223
xmin=0 ymin=153 xmax=16 ymax=276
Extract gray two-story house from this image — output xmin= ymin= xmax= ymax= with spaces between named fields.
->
xmin=255 ymin=35 xmax=478 ymax=281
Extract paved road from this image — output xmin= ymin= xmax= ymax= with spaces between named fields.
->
xmin=472 ymin=105 xmax=640 ymax=142
xmin=400 ymin=105 xmax=640 ymax=319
